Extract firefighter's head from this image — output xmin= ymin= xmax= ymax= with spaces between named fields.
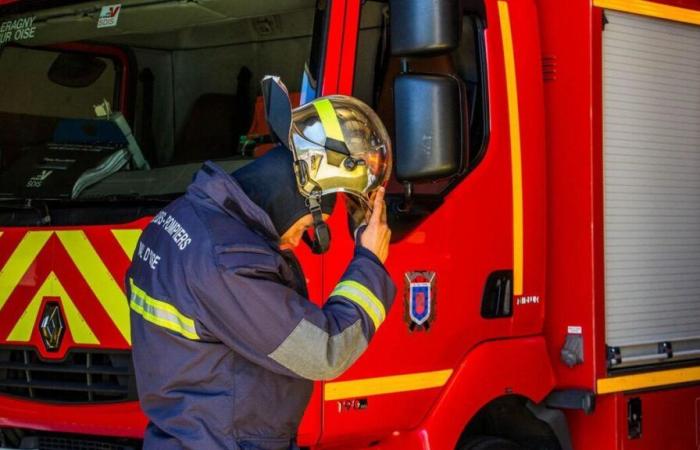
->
xmin=231 ymin=147 xmax=335 ymax=249
xmin=261 ymin=76 xmax=392 ymax=254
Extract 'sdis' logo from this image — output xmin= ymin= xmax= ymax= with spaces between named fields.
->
xmin=97 ymin=4 xmax=121 ymax=28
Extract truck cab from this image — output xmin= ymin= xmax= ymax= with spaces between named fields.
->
xmin=0 ymin=0 xmax=698 ymax=449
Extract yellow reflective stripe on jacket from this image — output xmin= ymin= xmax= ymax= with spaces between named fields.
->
xmin=129 ymin=279 xmax=199 ymax=340
xmin=313 ymin=99 xmax=344 ymax=142
xmin=331 ymin=280 xmax=386 ymax=330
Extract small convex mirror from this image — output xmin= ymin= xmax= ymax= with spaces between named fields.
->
xmin=390 ymin=0 xmax=461 ymax=56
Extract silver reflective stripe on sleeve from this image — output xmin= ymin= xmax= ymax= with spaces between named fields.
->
xmin=129 ymin=278 xmax=200 ymax=340
xmin=268 ymin=319 xmax=368 ymax=380
xmin=330 ymin=280 xmax=386 ymax=330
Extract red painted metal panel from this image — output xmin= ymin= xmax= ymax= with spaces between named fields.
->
xmin=316 ymin=0 xmax=550 ymax=446
xmin=622 ymin=385 xmax=700 ymax=450
xmin=566 ymin=385 xmax=700 ymax=450
xmin=320 ymin=0 xmax=346 ymax=95
xmin=0 ymin=395 xmax=147 ymax=438
xmin=319 ymin=389 xmax=445 ymax=449
xmin=0 ymin=220 xmax=149 ymax=437
xmin=565 ymin=393 xmax=623 ymax=450
xmin=538 ymin=0 xmax=700 ymax=448
xmin=320 ymin=0 xmax=361 ymax=96
xmin=0 ymin=220 xmax=149 ymax=358
xmin=539 ymin=0 xmax=700 ymax=390
xmin=649 ymin=0 xmax=700 ymax=9
xmin=537 ymin=0 xmax=601 ymax=390
xmin=316 ymin=338 xmax=555 ymax=449
xmin=336 ymin=0 xmax=360 ymax=95
xmin=413 ymin=337 xmax=555 ymax=450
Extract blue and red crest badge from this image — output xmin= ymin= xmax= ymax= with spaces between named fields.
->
xmin=404 ymin=271 xmax=437 ymax=331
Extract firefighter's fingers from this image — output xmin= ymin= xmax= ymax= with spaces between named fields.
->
xmin=361 ymin=188 xmax=391 ymax=263
xmin=377 ymin=225 xmax=391 ymax=263
xmin=365 ymin=192 xmax=375 ymax=222
xmin=369 ymin=187 xmax=385 ymax=226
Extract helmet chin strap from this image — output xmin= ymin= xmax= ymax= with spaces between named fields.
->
xmin=303 ymin=192 xmax=331 ymax=254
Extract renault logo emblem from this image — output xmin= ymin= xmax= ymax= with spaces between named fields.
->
xmin=39 ymin=302 xmax=65 ymax=352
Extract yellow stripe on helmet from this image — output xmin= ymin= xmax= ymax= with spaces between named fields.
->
xmin=313 ymin=98 xmax=345 ymax=143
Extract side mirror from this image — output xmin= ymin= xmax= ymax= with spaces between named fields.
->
xmin=394 ymin=74 xmax=466 ymax=182
xmin=390 ymin=0 xmax=460 ymax=56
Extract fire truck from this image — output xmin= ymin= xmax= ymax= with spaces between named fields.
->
xmin=0 ymin=0 xmax=698 ymax=448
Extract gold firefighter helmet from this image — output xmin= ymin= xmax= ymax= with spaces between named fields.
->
xmin=261 ymin=75 xmax=392 ymax=253
xmin=290 ymin=95 xmax=392 ymax=205
xmin=261 ymin=76 xmax=392 ymax=206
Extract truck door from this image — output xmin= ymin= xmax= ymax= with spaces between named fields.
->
xmin=317 ymin=0 xmax=547 ymax=445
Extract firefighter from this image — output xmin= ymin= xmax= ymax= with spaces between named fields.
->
xmin=126 ymin=78 xmax=395 ymax=450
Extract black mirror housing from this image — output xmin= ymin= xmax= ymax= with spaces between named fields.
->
xmin=390 ymin=0 xmax=461 ymax=56
xmin=394 ymin=74 xmax=467 ymax=182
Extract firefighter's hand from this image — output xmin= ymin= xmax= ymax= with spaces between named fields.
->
xmin=360 ymin=187 xmax=391 ymax=264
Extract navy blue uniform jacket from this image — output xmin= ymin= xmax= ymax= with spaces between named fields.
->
xmin=126 ymin=161 xmax=396 ymax=450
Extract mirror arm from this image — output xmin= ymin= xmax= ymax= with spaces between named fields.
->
xmin=397 ymin=181 xmax=414 ymax=212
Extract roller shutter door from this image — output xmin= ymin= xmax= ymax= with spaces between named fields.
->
xmin=603 ymin=10 xmax=700 ymax=367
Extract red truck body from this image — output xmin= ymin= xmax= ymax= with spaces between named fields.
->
xmin=0 ymin=0 xmax=698 ymax=449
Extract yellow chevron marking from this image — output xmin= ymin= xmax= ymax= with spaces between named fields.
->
xmin=7 ymin=282 xmax=44 ymax=342
xmin=7 ymin=272 xmax=99 ymax=344
xmin=0 ymin=231 xmax=52 ymax=312
xmin=111 ymin=229 xmax=142 ymax=260
xmin=53 ymin=273 xmax=99 ymax=344
xmin=324 ymin=369 xmax=453 ymax=401
xmin=56 ymin=231 xmax=130 ymax=344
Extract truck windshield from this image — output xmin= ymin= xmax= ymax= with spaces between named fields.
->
xmin=0 ymin=0 xmax=315 ymax=203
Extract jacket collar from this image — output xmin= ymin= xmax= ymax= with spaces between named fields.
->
xmin=187 ymin=161 xmax=280 ymax=242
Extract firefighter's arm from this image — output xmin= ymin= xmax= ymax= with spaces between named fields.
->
xmin=192 ymin=246 xmax=395 ymax=381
